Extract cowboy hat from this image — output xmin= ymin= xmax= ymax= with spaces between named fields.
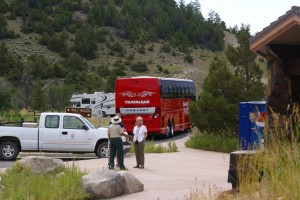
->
xmin=111 ymin=116 xmax=122 ymax=124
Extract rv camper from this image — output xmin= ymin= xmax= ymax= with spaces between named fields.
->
xmin=70 ymin=92 xmax=115 ymax=117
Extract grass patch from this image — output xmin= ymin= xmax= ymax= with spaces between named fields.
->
xmin=185 ymin=130 xmax=238 ymax=153
xmin=188 ymin=107 xmax=300 ymax=200
xmin=129 ymin=141 xmax=178 ymax=153
xmin=221 ymin=140 xmax=300 ymax=200
xmin=0 ymin=162 xmax=91 ymax=200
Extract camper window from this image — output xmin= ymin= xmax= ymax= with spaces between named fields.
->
xmin=82 ymin=98 xmax=90 ymax=104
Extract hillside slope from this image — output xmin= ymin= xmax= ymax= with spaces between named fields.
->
xmin=3 ymin=16 xmax=240 ymax=94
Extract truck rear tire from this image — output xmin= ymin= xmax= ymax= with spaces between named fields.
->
xmin=0 ymin=141 xmax=19 ymax=160
xmin=96 ymin=142 xmax=109 ymax=158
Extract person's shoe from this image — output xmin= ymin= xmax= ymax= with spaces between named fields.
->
xmin=120 ymin=166 xmax=128 ymax=171
xmin=133 ymin=165 xmax=140 ymax=168
xmin=139 ymin=165 xmax=144 ymax=169
xmin=108 ymin=165 xmax=114 ymax=170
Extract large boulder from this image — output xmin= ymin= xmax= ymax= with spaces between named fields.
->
xmin=17 ymin=156 xmax=65 ymax=174
xmin=119 ymin=171 xmax=144 ymax=194
xmin=81 ymin=170 xmax=144 ymax=199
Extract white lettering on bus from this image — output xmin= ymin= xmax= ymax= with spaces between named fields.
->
xmin=119 ymin=91 xmax=156 ymax=97
xmin=124 ymin=100 xmax=150 ymax=104
xmin=120 ymin=107 xmax=155 ymax=114
xmin=126 ymin=108 xmax=149 ymax=112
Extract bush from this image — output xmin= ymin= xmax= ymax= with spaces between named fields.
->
xmin=0 ymin=91 xmax=12 ymax=111
xmin=110 ymin=41 xmax=123 ymax=52
xmin=160 ymin=44 xmax=171 ymax=53
xmin=130 ymin=61 xmax=148 ymax=72
xmin=185 ymin=129 xmax=238 ymax=153
xmin=127 ymin=53 xmax=135 ymax=61
xmin=184 ymin=54 xmax=193 ymax=63
xmin=147 ymin=44 xmax=154 ymax=52
xmin=171 ymin=50 xmax=176 ymax=56
xmin=137 ymin=45 xmax=145 ymax=54
xmin=129 ymin=141 xmax=178 ymax=153
xmin=157 ymin=64 xmax=163 ymax=72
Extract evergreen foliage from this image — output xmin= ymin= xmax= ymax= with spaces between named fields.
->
xmin=225 ymin=25 xmax=264 ymax=100
xmin=74 ymin=25 xmax=98 ymax=59
xmin=189 ymin=26 xmax=264 ymax=132
xmin=0 ymin=88 xmax=12 ymax=111
xmin=0 ymin=0 xmax=232 ymax=111
xmin=30 ymin=77 xmax=46 ymax=112
xmin=189 ymin=56 xmax=242 ymax=131
xmin=130 ymin=61 xmax=148 ymax=72
xmin=0 ymin=15 xmax=17 ymax=39
xmin=48 ymin=81 xmax=74 ymax=111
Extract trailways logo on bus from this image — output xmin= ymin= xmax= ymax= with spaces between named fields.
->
xmin=119 ymin=91 xmax=156 ymax=97
xmin=119 ymin=91 xmax=155 ymax=105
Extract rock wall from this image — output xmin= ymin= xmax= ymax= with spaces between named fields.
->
xmin=265 ymin=53 xmax=293 ymax=139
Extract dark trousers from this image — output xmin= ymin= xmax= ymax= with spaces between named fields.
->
xmin=133 ymin=140 xmax=145 ymax=166
xmin=109 ymin=137 xmax=124 ymax=168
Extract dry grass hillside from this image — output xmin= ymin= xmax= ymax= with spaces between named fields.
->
xmin=3 ymin=17 xmax=242 ymax=94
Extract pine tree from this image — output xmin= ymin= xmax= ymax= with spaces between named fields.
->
xmin=30 ymin=77 xmax=46 ymax=112
xmin=225 ymin=24 xmax=264 ymax=101
xmin=189 ymin=56 xmax=244 ymax=131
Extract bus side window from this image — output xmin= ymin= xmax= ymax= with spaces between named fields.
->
xmin=183 ymin=82 xmax=188 ymax=98
xmin=161 ymin=81 xmax=167 ymax=98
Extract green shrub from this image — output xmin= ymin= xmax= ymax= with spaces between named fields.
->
xmin=160 ymin=44 xmax=171 ymax=53
xmin=157 ymin=64 xmax=163 ymax=72
xmin=147 ymin=44 xmax=154 ymax=52
xmin=171 ymin=50 xmax=176 ymax=56
xmin=127 ymin=53 xmax=135 ymax=61
xmin=130 ymin=61 xmax=148 ymax=72
xmin=129 ymin=141 xmax=178 ymax=153
xmin=110 ymin=41 xmax=123 ymax=52
xmin=137 ymin=45 xmax=146 ymax=54
xmin=185 ymin=129 xmax=238 ymax=153
xmin=184 ymin=54 xmax=193 ymax=63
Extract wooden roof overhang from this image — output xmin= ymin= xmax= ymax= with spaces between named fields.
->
xmin=250 ymin=6 xmax=300 ymax=59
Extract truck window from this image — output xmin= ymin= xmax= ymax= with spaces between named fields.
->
xmin=63 ymin=116 xmax=85 ymax=129
xmin=45 ymin=115 xmax=59 ymax=128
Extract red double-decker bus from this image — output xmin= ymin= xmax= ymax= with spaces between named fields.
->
xmin=115 ymin=76 xmax=196 ymax=137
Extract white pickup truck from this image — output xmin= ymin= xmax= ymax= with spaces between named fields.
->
xmin=0 ymin=112 xmax=131 ymax=160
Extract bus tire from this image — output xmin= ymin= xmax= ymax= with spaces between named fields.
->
xmin=96 ymin=142 xmax=109 ymax=158
xmin=0 ymin=141 xmax=19 ymax=160
xmin=167 ymin=121 xmax=174 ymax=138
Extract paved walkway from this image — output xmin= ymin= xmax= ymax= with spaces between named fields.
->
xmin=67 ymin=135 xmax=232 ymax=200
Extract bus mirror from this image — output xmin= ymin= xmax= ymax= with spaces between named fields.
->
xmin=153 ymin=113 xmax=159 ymax=119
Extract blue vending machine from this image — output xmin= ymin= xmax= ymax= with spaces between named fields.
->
xmin=239 ymin=101 xmax=266 ymax=150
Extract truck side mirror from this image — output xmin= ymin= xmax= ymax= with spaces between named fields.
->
xmin=82 ymin=124 xmax=89 ymax=130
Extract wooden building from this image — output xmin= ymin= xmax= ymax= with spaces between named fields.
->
xmin=250 ymin=6 xmax=300 ymax=134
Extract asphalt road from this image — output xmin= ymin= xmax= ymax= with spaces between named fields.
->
xmin=0 ymin=131 xmax=188 ymax=169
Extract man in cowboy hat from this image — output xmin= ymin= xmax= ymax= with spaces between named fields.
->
xmin=108 ymin=115 xmax=131 ymax=170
